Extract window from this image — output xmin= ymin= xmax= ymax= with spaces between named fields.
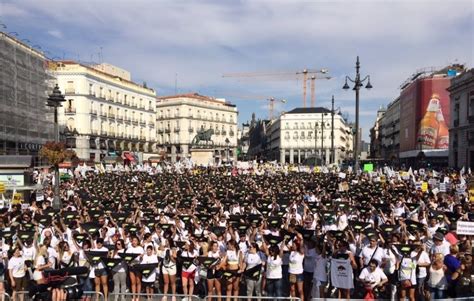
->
xmin=293 ymin=132 xmax=298 ymax=139
xmin=66 ymin=81 xmax=74 ymax=93
xmin=301 ymin=131 xmax=305 ymax=138
xmin=89 ymin=84 xmax=94 ymax=95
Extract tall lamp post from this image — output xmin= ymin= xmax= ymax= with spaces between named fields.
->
xmin=343 ymin=56 xmax=373 ymax=173
xmin=321 ymin=113 xmax=328 ymax=165
xmin=47 ymin=84 xmax=66 ymax=209
xmin=225 ymin=137 xmax=230 ymax=164
xmin=314 ymin=122 xmax=318 ymax=164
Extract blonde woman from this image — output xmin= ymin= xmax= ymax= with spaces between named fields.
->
xmin=427 ymin=253 xmax=447 ymax=300
xmin=33 ymin=245 xmax=52 ymax=284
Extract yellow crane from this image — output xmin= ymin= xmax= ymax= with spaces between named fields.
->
xmin=223 ymin=68 xmax=331 ymax=108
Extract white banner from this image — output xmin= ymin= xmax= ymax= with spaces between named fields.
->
xmin=330 ymin=258 xmax=354 ymax=289
xmin=457 ymin=221 xmax=474 ymax=235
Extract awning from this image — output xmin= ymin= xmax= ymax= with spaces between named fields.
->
xmin=124 ymin=153 xmax=135 ymax=162
xmin=147 ymin=156 xmax=161 ymax=163
xmin=102 ymin=156 xmax=123 ymax=164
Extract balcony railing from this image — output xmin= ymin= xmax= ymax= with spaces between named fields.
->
xmin=165 ymin=128 xmax=171 ymax=133
xmin=65 ymin=88 xmax=75 ymax=94
xmin=230 ymin=130 xmax=235 ymax=136
xmin=469 ymin=116 xmax=474 ymax=124
xmin=174 ymin=128 xmax=180 ymax=132
xmin=215 ymin=130 xmax=220 ymax=135
xmin=90 ymin=130 xmax=99 ymax=136
xmin=158 ymin=129 xmax=164 ymax=134
xmin=100 ymin=112 xmax=107 ymax=118
xmin=188 ymin=127 xmax=194 ymax=133
xmin=140 ymin=135 xmax=146 ymax=140
xmin=222 ymin=131 xmax=227 ymax=135
xmin=109 ymin=114 xmax=116 ymax=120
xmin=90 ymin=110 xmax=98 ymax=116
xmin=140 ymin=121 xmax=146 ymax=127
xmin=132 ymin=119 xmax=139 ymax=125
xmin=148 ymin=123 xmax=155 ymax=128
xmin=65 ymin=107 xmax=76 ymax=114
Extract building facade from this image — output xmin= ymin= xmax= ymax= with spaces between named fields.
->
xmin=369 ymin=107 xmax=386 ymax=159
xmin=379 ymin=98 xmax=400 ymax=161
xmin=156 ymin=93 xmax=238 ymax=163
xmin=0 ymin=32 xmax=54 ymax=160
xmin=49 ymin=61 xmax=157 ymax=163
xmin=448 ymin=69 xmax=474 ymax=169
xmin=265 ymin=107 xmax=353 ymax=164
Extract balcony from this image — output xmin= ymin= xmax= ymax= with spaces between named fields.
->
xmin=469 ymin=116 xmax=474 ymax=124
xmin=65 ymin=107 xmax=76 ymax=115
xmin=230 ymin=130 xmax=235 ymax=136
xmin=90 ymin=130 xmax=99 ymax=136
xmin=158 ymin=129 xmax=164 ymax=134
xmin=454 ymin=119 xmax=460 ymax=127
xmin=188 ymin=127 xmax=194 ymax=133
xmin=165 ymin=128 xmax=171 ymax=133
xmin=140 ymin=135 xmax=146 ymax=141
xmin=222 ymin=131 xmax=227 ymax=135
xmin=89 ymin=138 xmax=97 ymax=149
xmin=140 ymin=121 xmax=146 ymax=127
xmin=99 ymin=112 xmax=107 ymax=118
xmin=469 ymin=137 xmax=474 ymax=146
xmin=108 ymin=114 xmax=116 ymax=121
xmin=90 ymin=110 xmax=98 ymax=116
xmin=215 ymin=130 xmax=220 ymax=135
xmin=148 ymin=123 xmax=155 ymax=128
xmin=132 ymin=119 xmax=139 ymax=125
xmin=65 ymin=88 xmax=75 ymax=94
xmin=174 ymin=127 xmax=180 ymax=133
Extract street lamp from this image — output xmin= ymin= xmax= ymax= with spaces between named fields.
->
xmin=225 ymin=137 xmax=230 ymax=163
xmin=343 ymin=56 xmax=373 ymax=173
xmin=47 ymin=84 xmax=66 ymax=209
xmin=321 ymin=112 xmax=328 ymax=165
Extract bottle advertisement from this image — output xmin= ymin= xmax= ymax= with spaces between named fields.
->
xmin=416 ymin=79 xmax=451 ymax=150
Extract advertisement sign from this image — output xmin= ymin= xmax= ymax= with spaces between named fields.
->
xmin=400 ymin=77 xmax=451 ymax=152
xmin=363 ymin=163 xmax=374 ymax=172
xmin=0 ymin=174 xmax=24 ymax=187
xmin=457 ymin=221 xmax=474 ymax=235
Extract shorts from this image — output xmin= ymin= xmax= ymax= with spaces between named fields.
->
xmin=162 ymin=265 xmax=177 ymax=276
xmin=207 ymin=269 xmax=223 ymax=280
xmin=182 ymin=270 xmax=196 ymax=280
xmin=142 ymin=281 xmax=155 ymax=288
xmin=94 ymin=269 xmax=107 ymax=277
xmin=289 ymin=273 xmax=304 ymax=284
xmin=13 ymin=277 xmax=27 ymax=291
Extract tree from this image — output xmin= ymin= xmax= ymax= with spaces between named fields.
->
xmin=39 ymin=141 xmax=76 ymax=167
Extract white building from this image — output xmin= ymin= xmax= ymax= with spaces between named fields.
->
xmin=49 ymin=61 xmax=157 ymax=163
xmin=156 ymin=93 xmax=238 ymax=163
xmin=266 ymin=107 xmax=353 ymax=164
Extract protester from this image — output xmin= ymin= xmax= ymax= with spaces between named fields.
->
xmin=0 ymin=163 xmax=472 ymax=301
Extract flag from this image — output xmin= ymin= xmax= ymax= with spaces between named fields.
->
xmin=460 ymin=166 xmax=465 ymax=176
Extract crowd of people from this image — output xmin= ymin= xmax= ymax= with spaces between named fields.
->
xmin=0 ymin=164 xmax=473 ymax=301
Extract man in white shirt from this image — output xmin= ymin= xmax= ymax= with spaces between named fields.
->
xmin=359 ymin=259 xmax=388 ymax=290
xmin=360 ymin=238 xmax=385 ymax=267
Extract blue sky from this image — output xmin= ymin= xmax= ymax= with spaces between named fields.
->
xmin=1 ymin=0 xmax=472 ymax=141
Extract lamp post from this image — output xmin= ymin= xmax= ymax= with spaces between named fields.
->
xmin=225 ymin=137 xmax=230 ymax=164
xmin=321 ymin=113 xmax=328 ymax=165
xmin=343 ymin=56 xmax=373 ymax=173
xmin=331 ymin=96 xmax=335 ymax=164
xmin=47 ymin=84 xmax=66 ymax=209
xmin=314 ymin=122 xmax=318 ymax=165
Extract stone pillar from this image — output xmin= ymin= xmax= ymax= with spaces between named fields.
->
xmin=280 ymin=149 xmax=285 ymax=164
xmin=289 ymin=148 xmax=294 ymax=164
xmin=182 ymin=144 xmax=189 ymax=158
xmin=297 ymin=149 xmax=301 ymax=164
xmin=171 ymin=145 xmax=177 ymax=163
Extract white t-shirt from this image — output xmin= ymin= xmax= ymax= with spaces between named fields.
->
xmin=266 ymin=255 xmax=282 ymax=279
xmin=181 ymin=249 xmax=199 ymax=273
xmin=399 ymin=257 xmax=417 ymax=285
xmin=289 ymin=251 xmax=304 ymax=274
xmin=413 ymin=250 xmax=430 ymax=278
xmin=245 ymin=252 xmax=262 ymax=270
xmin=8 ymin=256 xmax=26 ymax=278
xmin=126 ymin=246 xmax=145 ymax=264
xmin=430 ymin=241 xmax=450 ymax=257
xmin=360 ymin=246 xmax=385 ymax=267
xmin=141 ymin=254 xmax=159 ymax=282
xmin=22 ymin=246 xmax=36 ymax=262
xmin=359 ymin=267 xmax=387 ymax=289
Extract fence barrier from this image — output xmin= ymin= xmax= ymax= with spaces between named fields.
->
xmin=14 ymin=290 xmax=103 ymax=301
xmin=109 ymin=292 xmax=200 ymax=301
xmin=205 ymin=296 xmax=301 ymax=301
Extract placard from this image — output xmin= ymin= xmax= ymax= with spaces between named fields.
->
xmin=0 ymin=174 xmax=24 ymax=187
xmin=363 ymin=164 xmax=374 ymax=172
xmin=421 ymin=182 xmax=428 ymax=192
xmin=439 ymin=183 xmax=446 ymax=192
xmin=457 ymin=221 xmax=474 ymax=235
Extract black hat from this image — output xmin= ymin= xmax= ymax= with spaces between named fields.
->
xmin=81 ymin=222 xmax=101 ymax=236
xmin=118 ymin=252 xmax=140 ymax=262
xmin=263 ymin=234 xmax=284 ymax=246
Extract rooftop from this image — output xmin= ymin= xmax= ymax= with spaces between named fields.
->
xmin=157 ymin=93 xmax=236 ymax=107
xmin=285 ymin=107 xmax=332 ymax=114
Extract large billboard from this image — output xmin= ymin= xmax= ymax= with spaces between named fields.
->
xmin=399 ymin=77 xmax=451 ymax=152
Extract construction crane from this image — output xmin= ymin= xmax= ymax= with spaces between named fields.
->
xmin=223 ymin=68 xmax=331 ymax=108
xmin=218 ymin=94 xmax=286 ymax=120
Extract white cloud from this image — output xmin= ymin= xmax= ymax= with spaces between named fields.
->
xmin=2 ymin=0 xmax=473 ymax=140
xmin=47 ymin=29 xmax=63 ymax=39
